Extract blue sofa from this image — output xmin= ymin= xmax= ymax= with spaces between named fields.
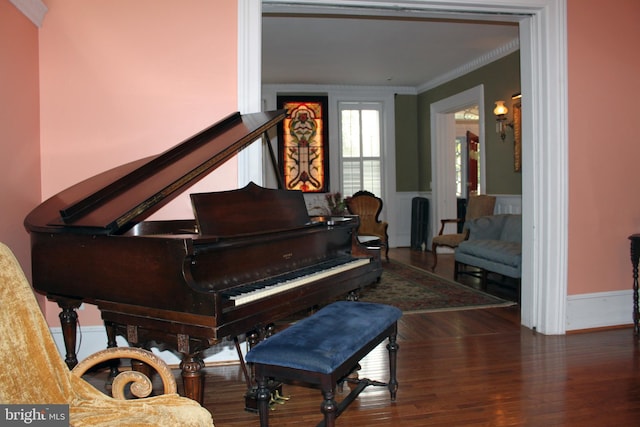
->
xmin=454 ymin=214 xmax=522 ymax=290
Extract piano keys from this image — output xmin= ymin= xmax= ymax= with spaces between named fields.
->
xmin=24 ymin=110 xmax=383 ymax=404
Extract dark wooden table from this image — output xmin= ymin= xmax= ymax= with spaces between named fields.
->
xmin=628 ymin=234 xmax=640 ymax=335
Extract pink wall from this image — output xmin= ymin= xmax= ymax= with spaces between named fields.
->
xmin=38 ymin=0 xmax=238 ymax=325
xmin=0 ymin=2 xmax=41 ymax=280
xmin=567 ymin=0 xmax=640 ymax=294
xmin=5 ymin=0 xmax=640 ymax=328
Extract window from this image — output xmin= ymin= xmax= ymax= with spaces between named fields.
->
xmin=338 ymin=102 xmax=383 ymax=197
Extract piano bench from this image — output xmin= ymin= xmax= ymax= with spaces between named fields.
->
xmin=245 ymin=301 xmax=402 ymax=427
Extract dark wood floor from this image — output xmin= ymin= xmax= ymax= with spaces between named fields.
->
xmin=195 ymin=249 xmax=640 ymax=426
xmin=88 ymin=249 xmax=640 ymax=426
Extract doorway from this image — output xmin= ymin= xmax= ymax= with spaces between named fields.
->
xmin=455 ymin=108 xmax=480 ymax=199
xmin=246 ymin=0 xmax=568 ymax=335
xmin=431 ymin=86 xmax=485 ymax=241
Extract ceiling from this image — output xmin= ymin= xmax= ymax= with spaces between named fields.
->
xmin=262 ymin=13 xmax=519 ymax=89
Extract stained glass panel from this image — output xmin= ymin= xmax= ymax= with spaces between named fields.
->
xmin=277 ymin=96 xmax=329 ymax=192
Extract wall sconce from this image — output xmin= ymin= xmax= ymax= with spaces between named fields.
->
xmin=494 ymin=93 xmax=521 ymax=141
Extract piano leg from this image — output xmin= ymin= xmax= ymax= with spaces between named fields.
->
xmin=180 ymin=353 xmax=205 ymax=404
xmin=55 ymin=299 xmax=82 ymax=369
xmin=104 ymin=321 xmax=121 ymax=390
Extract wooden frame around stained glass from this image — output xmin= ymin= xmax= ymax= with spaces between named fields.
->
xmin=277 ymin=96 xmax=329 ymax=193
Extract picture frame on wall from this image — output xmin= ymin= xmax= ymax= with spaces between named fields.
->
xmin=277 ymin=95 xmax=329 ymax=193
xmin=513 ymin=100 xmax=522 ymax=172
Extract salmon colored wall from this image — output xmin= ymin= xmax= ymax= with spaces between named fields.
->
xmin=6 ymin=0 xmax=639 ymax=329
xmin=38 ymin=0 xmax=238 ymax=325
xmin=567 ymin=0 xmax=640 ymax=295
xmin=0 ymin=2 xmax=41 ymax=282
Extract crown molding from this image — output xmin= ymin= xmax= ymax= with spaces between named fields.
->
xmin=417 ymin=38 xmax=520 ymax=93
xmin=263 ymin=38 xmax=519 ymax=95
xmin=9 ymin=0 xmax=47 ymax=28
xmin=262 ymin=83 xmax=417 ymax=95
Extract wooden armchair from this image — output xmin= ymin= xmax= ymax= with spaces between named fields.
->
xmin=0 ymin=242 xmax=214 ymax=426
xmin=431 ymin=194 xmax=496 ymax=270
xmin=346 ymin=190 xmax=389 ymax=261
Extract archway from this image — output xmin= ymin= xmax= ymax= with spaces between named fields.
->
xmin=241 ymin=0 xmax=568 ymax=335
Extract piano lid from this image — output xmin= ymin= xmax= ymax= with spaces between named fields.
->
xmin=24 ymin=110 xmax=286 ymax=235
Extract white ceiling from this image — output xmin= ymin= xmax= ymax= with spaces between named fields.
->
xmin=262 ymin=13 xmax=519 ymax=89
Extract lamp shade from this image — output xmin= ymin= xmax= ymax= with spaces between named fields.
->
xmin=493 ymin=101 xmax=508 ymax=116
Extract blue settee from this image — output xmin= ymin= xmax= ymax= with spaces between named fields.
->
xmin=454 ymin=214 xmax=522 ymax=291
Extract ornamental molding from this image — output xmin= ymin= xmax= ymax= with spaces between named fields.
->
xmin=417 ymin=38 xmax=520 ymax=93
xmin=9 ymin=0 xmax=47 ymax=28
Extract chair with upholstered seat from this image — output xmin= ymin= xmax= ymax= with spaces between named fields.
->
xmin=431 ymin=194 xmax=496 ymax=270
xmin=346 ymin=190 xmax=389 ymax=261
xmin=0 ymin=242 xmax=214 ymax=427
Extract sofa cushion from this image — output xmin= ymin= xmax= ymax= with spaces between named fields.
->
xmin=499 ymin=214 xmax=522 ymax=243
xmin=457 ymin=239 xmax=521 ymax=268
xmin=466 ymin=215 xmax=508 ymax=240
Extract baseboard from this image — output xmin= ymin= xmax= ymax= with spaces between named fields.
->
xmin=49 ymin=292 xmax=634 ymax=359
xmin=50 ymin=326 xmax=244 ymax=365
xmin=566 ymin=290 xmax=634 ymax=331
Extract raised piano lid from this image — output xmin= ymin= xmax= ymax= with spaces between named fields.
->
xmin=24 ymin=110 xmax=286 ymax=235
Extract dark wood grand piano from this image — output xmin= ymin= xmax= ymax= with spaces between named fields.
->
xmin=23 ymin=110 xmax=383 ymax=405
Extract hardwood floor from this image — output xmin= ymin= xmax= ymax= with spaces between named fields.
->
xmin=197 ymin=248 xmax=640 ymax=426
xmin=88 ymin=248 xmax=640 ymax=426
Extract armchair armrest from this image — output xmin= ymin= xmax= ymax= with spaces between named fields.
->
xmin=437 ymin=218 xmax=462 ymax=235
xmin=72 ymin=347 xmax=177 ymax=400
xmin=361 ymin=221 xmax=388 ymax=240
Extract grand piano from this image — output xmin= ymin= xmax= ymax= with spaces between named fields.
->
xmin=24 ymin=110 xmax=383 ymax=404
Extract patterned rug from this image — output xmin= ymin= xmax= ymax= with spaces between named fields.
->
xmin=358 ymin=260 xmax=516 ymax=313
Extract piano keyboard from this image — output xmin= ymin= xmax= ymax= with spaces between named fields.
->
xmin=225 ymin=257 xmax=371 ymax=306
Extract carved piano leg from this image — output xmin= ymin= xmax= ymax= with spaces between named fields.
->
xmin=180 ymin=353 xmax=205 ymax=404
xmin=104 ymin=321 xmax=120 ymax=389
xmin=56 ymin=299 xmax=82 ymax=369
xmin=172 ymin=330 xmax=205 ymax=403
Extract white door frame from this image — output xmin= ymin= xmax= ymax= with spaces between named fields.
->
xmin=431 ymin=85 xmax=486 ymax=242
xmin=242 ymin=0 xmax=568 ymax=335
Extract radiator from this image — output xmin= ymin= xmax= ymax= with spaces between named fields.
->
xmin=411 ymin=197 xmax=429 ymax=251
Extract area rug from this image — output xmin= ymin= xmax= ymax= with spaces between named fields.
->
xmin=358 ymin=261 xmax=516 ymax=313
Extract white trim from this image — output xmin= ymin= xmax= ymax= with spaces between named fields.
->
xmin=9 ymin=0 xmax=47 ymax=27
xmin=493 ymin=194 xmax=522 ymax=214
xmin=263 ymin=83 xmax=417 ymax=95
xmin=418 ymin=38 xmax=520 ymax=93
xmin=518 ymin=0 xmax=568 ymax=335
xmin=430 ymin=85 xmax=486 ymax=244
xmin=251 ymin=0 xmax=569 ymax=334
xmin=237 ymin=0 xmax=264 ymax=187
xmin=566 ymin=291 xmax=634 ymax=331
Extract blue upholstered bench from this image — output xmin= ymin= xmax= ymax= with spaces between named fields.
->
xmin=245 ymin=301 xmax=402 ymax=427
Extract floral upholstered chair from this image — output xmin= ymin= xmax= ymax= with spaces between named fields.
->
xmin=0 ymin=242 xmax=214 ymax=427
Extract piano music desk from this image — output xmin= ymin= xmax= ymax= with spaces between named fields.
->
xmin=245 ymin=301 xmax=401 ymax=427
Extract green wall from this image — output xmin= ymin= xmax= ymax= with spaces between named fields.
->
xmin=394 ymin=94 xmax=419 ymax=191
xmin=395 ymin=51 xmax=521 ymax=194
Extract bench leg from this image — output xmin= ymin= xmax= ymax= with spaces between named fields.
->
xmin=320 ymin=389 xmax=337 ymax=427
xmin=256 ymin=377 xmax=271 ymax=427
xmin=387 ymin=323 xmax=399 ymax=401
